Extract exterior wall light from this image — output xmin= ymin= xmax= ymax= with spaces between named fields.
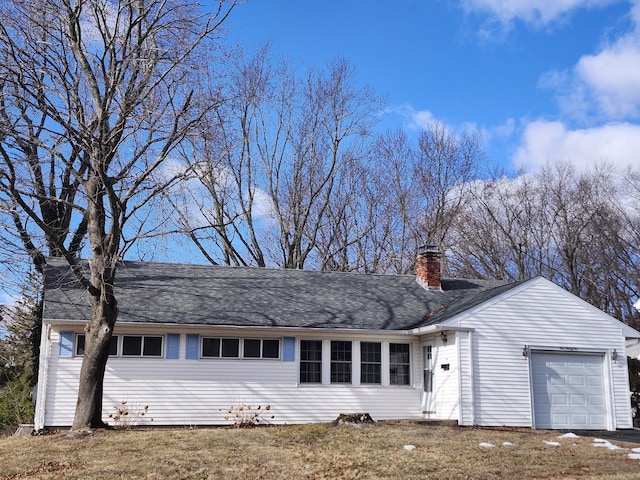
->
xmin=612 ymin=349 xmax=618 ymax=361
xmin=440 ymin=331 xmax=448 ymax=345
xmin=522 ymin=345 xmax=529 ymax=357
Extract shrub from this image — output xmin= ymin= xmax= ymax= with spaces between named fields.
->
xmin=108 ymin=401 xmax=152 ymax=430
xmin=223 ymin=404 xmax=273 ymax=428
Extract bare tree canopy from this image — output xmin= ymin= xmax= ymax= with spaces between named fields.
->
xmin=168 ymin=48 xmax=386 ymax=270
xmin=447 ymin=161 xmax=640 ymax=324
xmin=0 ymin=0 xmax=236 ymax=431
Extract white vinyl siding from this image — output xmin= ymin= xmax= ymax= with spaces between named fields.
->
xmin=457 ymin=331 xmax=474 ymax=425
xmin=42 ymin=330 xmax=422 ymax=427
xmin=451 ymin=278 xmax=631 ymax=429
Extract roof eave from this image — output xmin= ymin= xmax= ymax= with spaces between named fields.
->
xmin=43 ymin=318 xmax=420 ymax=336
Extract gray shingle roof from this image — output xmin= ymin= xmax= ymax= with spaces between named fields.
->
xmin=43 ymin=257 xmax=509 ymax=331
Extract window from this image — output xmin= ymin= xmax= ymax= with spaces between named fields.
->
xmin=202 ymin=338 xmax=239 ymax=358
xmin=75 ymin=334 xmax=118 ymax=357
xmin=221 ymin=338 xmax=239 ymax=357
xmin=300 ymin=340 xmax=322 ymax=383
xmin=202 ymin=337 xmax=221 ymax=357
xmin=360 ymin=342 xmax=381 ymax=384
xmin=122 ymin=335 xmax=163 ymax=357
xmin=202 ymin=337 xmax=280 ymax=359
xmin=390 ymin=343 xmax=410 ymax=385
xmin=331 ymin=341 xmax=352 ymax=384
xmin=243 ymin=339 xmax=280 ymax=359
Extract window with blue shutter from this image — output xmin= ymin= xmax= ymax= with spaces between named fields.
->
xmin=283 ymin=336 xmax=295 ymax=362
xmin=166 ymin=334 xmax=180 ymax=359
xmin=186 ymin=334 xmax=199 ymax=359
xmin=58 ymin=331 xmax=74 ymax=358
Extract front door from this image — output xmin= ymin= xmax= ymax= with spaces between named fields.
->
xmin=422 ymin=342 xmax=435 ymax=415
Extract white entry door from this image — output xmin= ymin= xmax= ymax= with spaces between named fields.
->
xmin=531 ymin=352 xmax=607 ymax=430
xmin=422 ymin=342 xmax=435 ymax=414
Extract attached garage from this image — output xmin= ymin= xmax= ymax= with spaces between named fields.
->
xmin=531 ymin=351 xmax=608 ymax=430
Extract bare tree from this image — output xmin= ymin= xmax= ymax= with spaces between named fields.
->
xmin=0 ymin=0 xmax=236 ymax=432
xmin=414 ymin=122 xmax=484 ymax=249
xmin=341 ymin=128 xmax=421 ymax=274
xmin=447 ymin=160 xmax=639 ymax=323
xmin=173 ymin=50 xmax=384 ymax=270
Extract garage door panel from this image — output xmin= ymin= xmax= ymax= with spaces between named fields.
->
xmin=570 ymin=395 xmax=585 ymax=406
xmin=569 ymin=414 xmax=588 ymax=427
xmin=549 ymin=375 xmax=565 ymax=385
xmin=534 ymin=393 xmax=550 ymax=405
xmin=587 ymin=376 xmax=602 ymax=386
xmin=569 ymin=375 xmax=584 ymax=385
xmin=589 ymin=395 xmax=604 ymax=406
xmin=552 ymin=413 xmax=569 ymax=425
xmin=531 ymin=352 xmax=607 ymax=430
xmin=551 ymin=394 xmax=567 ymax=405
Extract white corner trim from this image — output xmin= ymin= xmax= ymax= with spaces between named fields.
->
xmin=34 ymin=323 xmax=51 ymax=431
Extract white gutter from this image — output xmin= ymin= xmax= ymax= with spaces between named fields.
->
xmin=409 ymin=324 xmax=474 ymax=336
xmin=44 ymin=318 xmax=430 ymax=337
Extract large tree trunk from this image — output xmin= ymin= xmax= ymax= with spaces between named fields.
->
xmin=71 ymin=293 xmax=118 ymax=431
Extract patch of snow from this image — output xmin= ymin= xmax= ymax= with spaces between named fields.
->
xmin=592 ymin=439 xmax=623 ymax=450
xmin=502 ymin=442 xmax=514 ymax=446
xmin=628 ymin=453 xmax=640 ymax=460
xmin=403 ymin=445 xmax=416 ymax=451
xmin=558 ymin=432 xmax=579 ymax=438
xmin=479 ymin=442 xmax=495 ymax=448
xmin=544 ymin=441 xmax=561 ymax=446
xmin=631 ymin=447 xmax=640 ymax=453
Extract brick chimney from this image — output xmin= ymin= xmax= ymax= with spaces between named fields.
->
xmin=416 ymin=245 xmax=441 ymax=290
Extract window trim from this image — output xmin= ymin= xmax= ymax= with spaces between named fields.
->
xmin=360 ymin=341 xmax=382 ymax=385
xmin=330 ymin=340 xmax=352 ymax=384
xmin=121 ymin=335 xmax=164 ymax=358
xmin=300 ymin=339 xmax=323 ymax=384
xmin=243 ymin=338 xmax=281 ymax=359
xmin=200 ymin=337 xmax=281 ymax=360
xmin=298 ymin=340 xmax=412 ymax=387
xmin=389 ymin=342 xmax=411 ymax=386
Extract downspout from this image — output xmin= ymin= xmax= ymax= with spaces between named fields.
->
xmin=33 ymin=323 xmax=51 ymax=431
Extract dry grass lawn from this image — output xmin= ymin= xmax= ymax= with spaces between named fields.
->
xmin=1 ymin=423 xmax=640 ymax=479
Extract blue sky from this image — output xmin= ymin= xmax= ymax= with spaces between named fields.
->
xmin=3 ymin=0 xmax=640 ymax=305
xmin=226 ymin=0 xmax=640 ymax=173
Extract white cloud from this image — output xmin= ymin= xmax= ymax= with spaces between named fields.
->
xmin=538 ymin=1 xmax=640 ymax=121
xmin=507 ymin=2 xmax=640 ymax=172
xmin=512 ymin=120 xmax=640 ymax=171
xmin=493 ymin=118 xmax=516 ymax=137
xmin=575 ymin=36 xmax=640 ymax=118
xmin=386 ymin=104 xmax=437 ymax=131
xmin=461 ymin=0 xmax=616 ymax=27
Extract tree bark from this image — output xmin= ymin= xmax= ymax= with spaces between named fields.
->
xmin=72 ymin=292 xmax=118 ymax=431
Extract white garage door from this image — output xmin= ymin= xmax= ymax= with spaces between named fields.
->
xmin=531 ymin=352 xmax=607 ymax=430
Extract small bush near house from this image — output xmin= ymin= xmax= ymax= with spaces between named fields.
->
xmin=223 ymin=404 xmax=273 ymax=427
xmin=107 ymin=401 xmax=151 ymax=430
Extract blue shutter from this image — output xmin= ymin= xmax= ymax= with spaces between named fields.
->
xmin=166 ymin=334 xmax=180 ymax=359
xmin=59 ymin=331 xmax=74 ymax=358
xmin=186 ymin=334 xmax=199 ymax=359
xmin=283 ymin=336 xmax=295 ymax=362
